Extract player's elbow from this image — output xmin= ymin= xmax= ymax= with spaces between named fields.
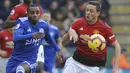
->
xmin=3 ymin=21 xmax=9 ymax=29
xmin=12 ymin=36 xmax=17 ymax=42
xmin=3 ymin=18 xmax=16 ymax=29
xmin=12 ymin=35 xmax=20 ymax=42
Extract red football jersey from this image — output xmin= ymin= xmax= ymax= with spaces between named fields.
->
xmin=9 ymin=3 xmax=43 ymax=20
xmin=0 ymin=30 xmax=13 ymax=57
xmin=71 ymin=17 xmax=116 ymax=66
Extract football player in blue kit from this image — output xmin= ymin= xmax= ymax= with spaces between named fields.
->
xmin=6 ymin=4 xmax=61 ymax=73
xmin=41 ymin=11 xmax=62 ymax=73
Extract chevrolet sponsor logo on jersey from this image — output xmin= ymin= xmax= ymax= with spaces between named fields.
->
xmin=93 ymin=30 xmax=100 ymax=34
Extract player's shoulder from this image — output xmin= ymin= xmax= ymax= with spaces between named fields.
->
xmin=18 ymin=17 xmax=28 ymax=23
xmin=11 ymin=3 xmax=25 ymax=14
xmin=14 ymin=3 xmax=25 ymax=8
xmin=71 ymin=17 xmax=86 ymax=28
xmin=73 ymin=17 xmax=86 ymax=24
xmin=99 ymin=19 xmax=112 ymax=29
xmin=39 ymin=19 xmax=48 ymax=24
xmin=38 ymin=19 xmax=50 ymax=28
xmin=16 ymin=17 xmax=28 ymax=28
xmin=75 ymin=17 xmax=85 ymax=22
xmin=50 ymin=25 xmax=58 ymax=30
xmin=0 ymin=29 xmax=8 ymax=34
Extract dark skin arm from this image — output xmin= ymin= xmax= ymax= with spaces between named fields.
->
xmin=3 ymin=17 xmax=16 ymax=29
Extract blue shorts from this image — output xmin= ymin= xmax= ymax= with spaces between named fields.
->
xmin=6 ymin=58 xmax=37 ymax=73
xmin=44 ymin=59 xmax=55 ymax=73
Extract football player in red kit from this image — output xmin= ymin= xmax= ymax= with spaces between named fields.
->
xmin=62 ymin=1 xmax=121 ymax=73
xmin=0 ymin=27 xmax=14 ymax=73
xmin=4 ymin=0 xmax=42 ymax=29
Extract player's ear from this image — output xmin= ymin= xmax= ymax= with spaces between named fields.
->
xmin=97 ymin=11 xmax=100 ymax=17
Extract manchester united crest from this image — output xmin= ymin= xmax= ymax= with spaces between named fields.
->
xmin=93 ymin=30 xmax=100 ymax=34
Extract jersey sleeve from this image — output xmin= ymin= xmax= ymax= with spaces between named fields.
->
xmin=105 ymin=28 xmax=116 ymax=44
xmin=8 ymin=7 xmax=20 ymax=20
xmin=45 ymin=24 xmax=60 ymax=52
xmin=0 ymin=32 xmax=2 ymax=45
xmin=13 ymin=20 xmax=33 ymax=41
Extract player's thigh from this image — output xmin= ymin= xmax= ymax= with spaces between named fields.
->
xmin=6 ymin=58 xmax=19 ymax=73
xmin=21 ymin=61 xmax=38 ymax=73
xmin=20 ymin=63 xmax=30 ymax=73
xmin=6 ymin=64 xmax=16 ymax=73
xmin=36 ymin=61 xmax=44 ymax=73
xmin=63 ymin=57 xmax=80 ymax=73
xmin=44 ymin=61 xmax=54 ymax=73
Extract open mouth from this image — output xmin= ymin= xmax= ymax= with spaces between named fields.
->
xmin=86 ymin=16 xmax=90 ymax=20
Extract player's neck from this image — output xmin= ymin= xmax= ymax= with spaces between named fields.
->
xmin=30 ymin=20 xmax=38 ymax=25
xmin=87 ymin=18 xmax=98 ymax=25
xmin=24 ymin=2 xmax=30 ymax=6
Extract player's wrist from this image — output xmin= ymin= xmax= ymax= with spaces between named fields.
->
xmin=56 ymin=48 xmax=61 ymax=52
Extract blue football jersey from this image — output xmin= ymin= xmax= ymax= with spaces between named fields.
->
xmin=42 ymin=25 xmax=60 ymax=58
xmin=42 ymin=24 xmax=60 ymax=73
xmin=11 ymin=17 xmax=60 ymax=62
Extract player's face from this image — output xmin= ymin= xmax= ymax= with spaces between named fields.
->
xmin=24 ymin=0 xmax=32 ymax=4
xmin=85 ymin=4 xmax=100 ymax=22
xmin=28 ymin=7 xmax=40 ymax=21
xmin=41 ymin=13 xmax=51 ymax=23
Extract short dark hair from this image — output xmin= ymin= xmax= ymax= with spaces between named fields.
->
xmin=87 ymin=1 xmax=101 ymax=12
xmin=27 ymin=4 xmax=39 ymax=11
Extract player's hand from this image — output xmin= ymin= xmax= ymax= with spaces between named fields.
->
xmin=56 ymin=51 xmax=64 ymax=64
xmin=5 ymin=41 xmax=14 ymax=48
xmin=33 ymin=32 xmax=45 ymax=38
xmin=68 ymin=28 xmax=78 ymax=43
xmin=0 ymin=50 xmax=7 ymax=57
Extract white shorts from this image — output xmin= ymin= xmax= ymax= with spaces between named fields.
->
xmin=37 ymin=45 xmax=44 ymax=63
xmin=63 ymin=57 xmax=99 ymax=73
xmin=0 ymin=57 xmax=9 ymax=73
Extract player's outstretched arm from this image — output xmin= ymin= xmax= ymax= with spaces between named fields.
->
xmin=13 ymin=28 xmax=33 ymax=41
xmin=45 ymin=26 xmax=60 ymax=52
xmin=62 ymin=28 xmax=78 ymax=46
xmin=68 ymin=28 xmax=78 ymax=43
xmin=4 ymin=18 xmax=16 ymax=29
xmin=112 ymin=40 xmax=121 ymax=73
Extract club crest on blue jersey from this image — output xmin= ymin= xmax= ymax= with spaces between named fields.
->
xmin=39 ymin=28 xmax=44 ymax=33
